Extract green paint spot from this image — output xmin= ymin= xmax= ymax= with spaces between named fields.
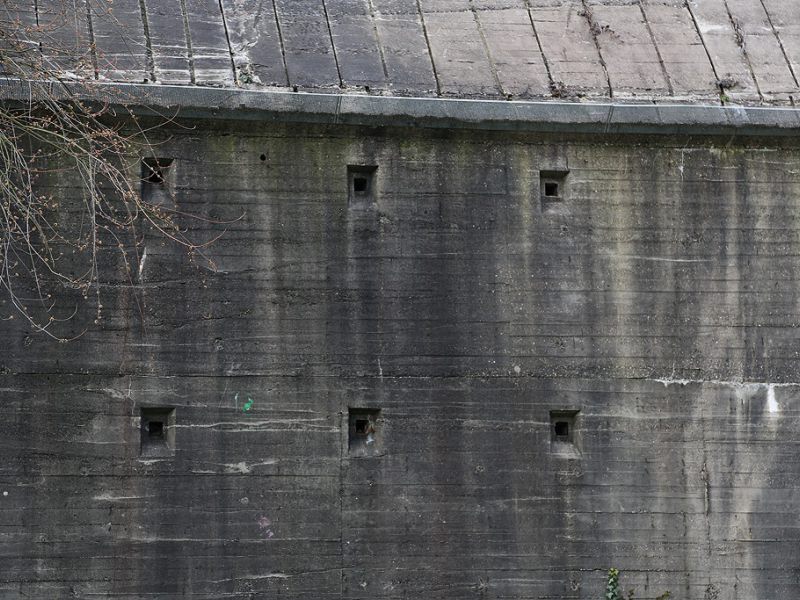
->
xmin=242 ymin=397 xmax=254 ymax=412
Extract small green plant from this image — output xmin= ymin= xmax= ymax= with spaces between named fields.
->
xmin=605 ymin=568 xmax=621 ymax=600
xmin=604 ymin=569 xmax=670 ymax=600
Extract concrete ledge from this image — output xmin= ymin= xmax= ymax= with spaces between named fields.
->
xmin=3 ymin=79 xmax=800 ymax=136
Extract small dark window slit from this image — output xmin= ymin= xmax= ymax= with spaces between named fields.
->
xmin=140 ymin=407 xmax=176 ymax=457
xmin=550 ymin=409 xmax=580 ymax=454
xmin=148 ymin=421 xmax=164 ymax=438
xmin=348 ymin=408 xmax=381 ymax=456
xmin=142 ymin=158 xmax=173 ymax=186
xmin=347 ymin=165 xmax=378 ymax=206
xmin=353 ymin=177 xmax=368 ymax=193
xmin=540 ymin=169 xmax=569 ymax=210
xmin=146 ymin=166 xmax=164 ymax=184
xmin=141 ymin=158 xmax=174 ymax=208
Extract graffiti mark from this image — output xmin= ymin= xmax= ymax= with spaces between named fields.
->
xmin=257 ymin=515 xmax=275 ymax=538
xmin=235 ymin=392 xmax=254 ymax=412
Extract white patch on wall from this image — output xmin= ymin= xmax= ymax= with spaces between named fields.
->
xmin=93 ymin=493 xmax=153 ymax=502
xmin=767 ymin=385 xmax=779 ymax=414
xmin=654 ymin=377 xmax=694 ymax=387
xmin=138 ymin=247 xmax=147 ymax=280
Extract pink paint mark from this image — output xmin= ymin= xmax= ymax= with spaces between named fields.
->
xmin=257 ymin=515 xmax=275 ymax=539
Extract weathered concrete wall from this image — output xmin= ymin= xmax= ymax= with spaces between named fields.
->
xmin=2 ymin=122 xmax=800 ymax=598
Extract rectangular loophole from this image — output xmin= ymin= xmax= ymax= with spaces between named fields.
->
xmin=348 ymin=407 xmax=381 ymax=456
xmin=540 ymin=170 xmax=569 ymax=209
xmin=550 ymin=409 xmax=580 ymax=456
xmin=353 ymin=176 xmax=369 ymax=193
xmin=142 ymin=158 xmax=173 ymax=186
xmin=141 ymin=158 xmax=174 ymax=206
xmin=148 ymin=420 xmax=164 ymax=438
xmin=554 ymin=420 xmax=569 ymax=440
xmin=140 ymin=406 xmax=176 ymax=457
xmin=348 ymin=165 xmax=377 ymax=206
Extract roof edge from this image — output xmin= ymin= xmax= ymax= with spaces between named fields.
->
xmin=3 ymin=80 xmax=800 ymax=137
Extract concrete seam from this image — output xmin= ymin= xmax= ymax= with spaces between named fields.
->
xmin=522 ymin=0 xmax=554 ymax=93
xmin=366 ymin=0 xmax=390 ymax=83
xmin=415 ymin=0 xmax=441 ymax=96
xmin=469 ymin=1 xmax=505 ymax=97
xmin=33 ymin=0 xmax=42 ymax=67
xmin=604 ymin=103 xmax=614 ymax=135
xmin=638 ymin=2 xmax=673 ymax=96
xmin=320 ymin=0 xmax=343 ymax=87
xmin=137 ymin=0 xmax=156 ymax=82
xmin=269 ymin=0 xmax=290 ymax=87
xmin=757 ymin=0 xmax=799 ymax=88
xmin=580 ymin=1 xmax=613 ymax=99
xmin=684 ymin=0 xmax=722 ymax=105
xmin=83 ymin=0 xmax=99 ymax=79
xmin=338 ymin=409 xmax=345 ymax=599
xmin=178 ymin=0 xmax=196 ymax=84
xmin=722 ymin=0 xmax=763 ymax=102
xmin=216 ymin=0 xmax=239 ymax=85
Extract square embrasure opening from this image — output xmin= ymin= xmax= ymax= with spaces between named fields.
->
xmin=142 ymin=157 xmax=173 ymax=186
xmin=348 ymin=165 xmax=377 ymax=205
xmin=540 ymin=170 xmax=569 ymax=204
xmin=140 ymin=406 xmax=176 ymax=457
xmin=348 ymin=407 xmax=381 ymax=456
xmin=550 ymin=409 xmax=580 ymax=453
xmin=141 ymin=158 xmax=175 ymax=206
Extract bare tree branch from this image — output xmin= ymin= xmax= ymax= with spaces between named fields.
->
xmin=0 ymin=0 xmax=227 ymax=340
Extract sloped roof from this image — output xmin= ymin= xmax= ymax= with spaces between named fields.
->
xmin=6 ymin=0 xmax=800 ymax=105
